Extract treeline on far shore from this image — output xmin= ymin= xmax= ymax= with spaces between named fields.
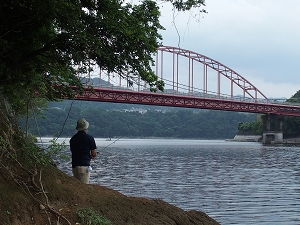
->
xmin=237 ymin=90 xmax=300 ymax=138
xmin=21 ymin=101 xmax=260 ymax=140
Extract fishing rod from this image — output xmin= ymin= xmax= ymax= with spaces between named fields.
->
xmin=99 ymin=136 xmax=123 ymax=151
xmin=94 ymin=136 xmax=124 ymax=157
xmin=91 ymin=136 xmax=123 ymax=168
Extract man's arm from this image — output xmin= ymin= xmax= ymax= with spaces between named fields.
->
xmin=91 ymin=149 xmax=97 ymax=159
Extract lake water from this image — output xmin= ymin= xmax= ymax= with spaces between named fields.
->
xmin=43 ymin=138 xmax=300 ymax=225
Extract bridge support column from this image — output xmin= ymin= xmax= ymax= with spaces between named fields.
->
xmin=262 ymin=114 xmax=283 ymax=144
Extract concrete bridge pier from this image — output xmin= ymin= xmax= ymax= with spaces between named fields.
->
xmin=262 ymin=114 xmax=284 ymax=144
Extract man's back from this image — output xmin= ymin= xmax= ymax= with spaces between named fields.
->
xmin=70 ymin=131 xmax=96 ymax=168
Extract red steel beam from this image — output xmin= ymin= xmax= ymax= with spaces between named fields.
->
xmin=73 ymin=87 xmax=300 ymax=117
xmin=157 ymin=46 xmax=269 ymax=101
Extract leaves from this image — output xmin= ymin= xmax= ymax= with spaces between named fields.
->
xmin=0 ymin=0 xmax=167 ymax=113
xmin=164 ymin=0 xmax=206 ymax=11
xmin=24 ymin=102 xmax=257 ymax=139
xmin=1 ymin=0 xmax=207 ymax=114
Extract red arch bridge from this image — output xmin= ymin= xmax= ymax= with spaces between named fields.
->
xmin=73 ymin=46 xmax=300 ymax=144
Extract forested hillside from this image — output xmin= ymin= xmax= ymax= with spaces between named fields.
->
xmin=237 ymin=90 xmax=300 ymax=138
xmin=23 ymin=100 xmax=258 ymax=139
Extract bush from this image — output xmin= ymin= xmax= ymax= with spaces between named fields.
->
xmin=77 ymin=208 xmax=111 ymax=225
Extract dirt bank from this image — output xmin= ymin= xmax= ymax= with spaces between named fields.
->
xmin=0 ymin=166 xmax=220 ymax=225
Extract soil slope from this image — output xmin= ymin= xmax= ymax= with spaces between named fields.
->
xmin=0 ymin=166 xmax=220 ymax=225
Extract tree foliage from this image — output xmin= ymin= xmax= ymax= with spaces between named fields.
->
xmin=286 ymin=90 xmax=300 ymax=103
xmin=163 ymin=0 xmax=206 ymax=11
xmin=23 ymin=102 xmax=257 ymax=139
xmin=282 ymin=116 xmax=300 ymax=137
xmin=238 ymin=93 xmax=300 ymax=137
xmin=0 ymin=0 xmax=206 ymax=114
xmin=238 ymin=119 xmax=263 ymax=135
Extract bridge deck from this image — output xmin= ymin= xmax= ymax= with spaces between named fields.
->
xmin=73 ymin=87 xmax=300 ymax=117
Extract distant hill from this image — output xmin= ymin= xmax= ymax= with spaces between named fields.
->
xmin=24 ymin=100 xmax=258 ymax=139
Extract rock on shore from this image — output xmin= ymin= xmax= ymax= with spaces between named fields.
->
xmin=227 ymin=134 xmax=262 ymax=142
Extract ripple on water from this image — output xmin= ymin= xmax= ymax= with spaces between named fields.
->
xmin=54 ymin=139 xmax=300 ymax=225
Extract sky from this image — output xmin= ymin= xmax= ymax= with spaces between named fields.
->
xmin=157 ymin=0 xmax=300 ymax=99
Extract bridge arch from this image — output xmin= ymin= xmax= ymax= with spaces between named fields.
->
xmin=74 ymin=45 xmax=300 ymax=117
xmin=156 ymin=46 xmax=269 ymax=102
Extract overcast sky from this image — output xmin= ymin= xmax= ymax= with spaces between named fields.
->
xmin=158 ymin=0 xmax=300 ymax=99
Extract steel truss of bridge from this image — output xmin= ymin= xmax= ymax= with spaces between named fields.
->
xmin=73 ymin=87 xmax=300 ymax=117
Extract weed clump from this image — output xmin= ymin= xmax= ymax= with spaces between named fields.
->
xmin=77 ymin=208 xmax=111 ymax=225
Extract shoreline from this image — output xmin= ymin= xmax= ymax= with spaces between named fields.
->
xmin=229 ymin=135 xmax=300 ymax=144
xmin=39 ymin=136 xmax=300 ymax=145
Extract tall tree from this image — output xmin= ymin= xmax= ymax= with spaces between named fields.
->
xmin=0 ymin=0 xmax=206 ymax=113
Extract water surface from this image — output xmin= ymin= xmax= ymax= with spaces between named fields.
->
xmin=46 ymin=138 xmax=300 ymax=225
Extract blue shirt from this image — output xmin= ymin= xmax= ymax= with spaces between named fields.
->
xmin=70 ymin=131 xmax=97 ymax=168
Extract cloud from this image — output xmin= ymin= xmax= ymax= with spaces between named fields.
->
xmin=158 ymin=0 xmax=300 ymax=98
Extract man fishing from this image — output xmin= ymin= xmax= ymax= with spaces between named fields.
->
xmin=70 ymin=118 xmax=97 ymax=184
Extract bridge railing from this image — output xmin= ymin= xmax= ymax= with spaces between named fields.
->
xmin=84 ymin=82 xmax=278 ymax=105
xmin=79 ymin=71 xmax=298 ymax=107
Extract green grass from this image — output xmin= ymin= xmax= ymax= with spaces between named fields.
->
xmin=77 ymin=208 xmax=111 ymax=225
